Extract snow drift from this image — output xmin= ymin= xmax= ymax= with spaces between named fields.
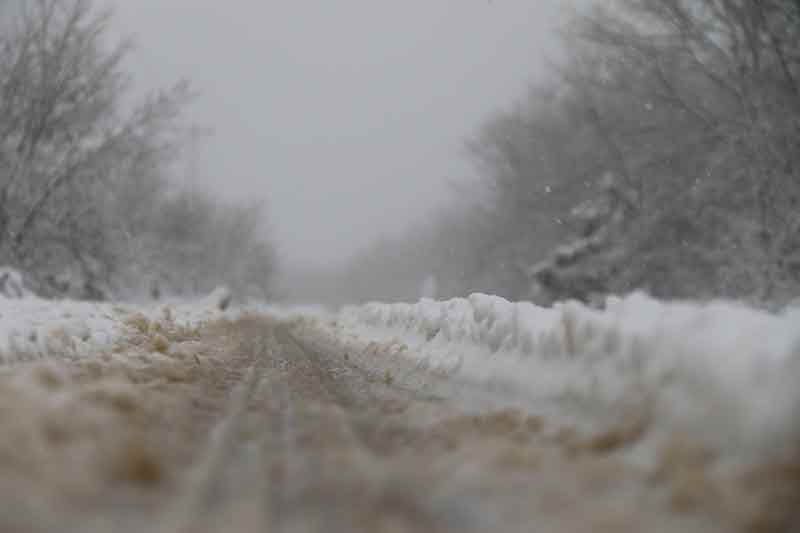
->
xmin=337 ymin=292 xmax=800 ymax=464
xmin=0 ymin=287 xmax=234 ymax=364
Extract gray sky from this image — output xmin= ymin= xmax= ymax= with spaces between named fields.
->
xmin=109 ymin=1 xmax=567 ymax=267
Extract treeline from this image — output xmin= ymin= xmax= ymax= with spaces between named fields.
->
xmin=0 ymin=0 xmax=276 ymax=300
xmin=335 ymin=0 xmax=800 ymax=306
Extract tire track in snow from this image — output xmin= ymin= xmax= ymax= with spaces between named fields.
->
xmin=156 ymin=360 xmax=264 ymax=532
xmin=1 ymin=311 xmax=773 ymax=533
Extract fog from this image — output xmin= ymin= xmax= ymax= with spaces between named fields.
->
xmin=6 ymin=0 xmax=792 ymax=307
xmin=109 ymin=1 xmax=568 ymax=268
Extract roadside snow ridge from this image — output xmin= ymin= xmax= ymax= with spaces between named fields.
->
xmin=338 ymin=292 xmax=800 ymax=463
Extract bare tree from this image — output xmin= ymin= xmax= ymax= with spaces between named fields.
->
xmin=0 ymin=0 xmax=278 ymax=300
xmin=404 ymin=0 xmax=800 ymax=304
xmin=0 ymin=0 xmax=191 ymax=293
xmin=540 ymin=0 xmax=800 ymax=302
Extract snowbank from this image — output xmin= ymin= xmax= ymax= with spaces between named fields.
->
xmin=0 ymin=296 xmax=122 ymax=362
xmin=337 ymin=292 xmax=800 ymax=463
xmin=0 ymin=287 xmax=238 ymax=364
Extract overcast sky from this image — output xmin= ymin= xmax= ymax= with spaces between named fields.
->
xmin=109 ymin=1 xmax=568 ymax=267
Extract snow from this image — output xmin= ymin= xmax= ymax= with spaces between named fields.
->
xmin=0 ymin=287 xmax=234 ymax=364
xmin=3 ymin=284 xmax=799 ymax=472
xmin=0 ymin=296 xmax=121 ymax=362
xmin=333 ymin=292 xmax=800 ymax=465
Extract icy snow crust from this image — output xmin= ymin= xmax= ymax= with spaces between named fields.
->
xmin=338 ymin=292 xmax=800 ymax=463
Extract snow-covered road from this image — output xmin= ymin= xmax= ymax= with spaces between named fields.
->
xmin=0 ymin=292 xmax=797 ymax=531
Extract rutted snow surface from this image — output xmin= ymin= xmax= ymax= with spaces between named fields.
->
xmin=334 ymin=293 xmax=800 ymax=467
xmin=0 ymin=291 xmax=242 ymax=529
xmin=0 ymin=290 xmax=798 ymax=530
